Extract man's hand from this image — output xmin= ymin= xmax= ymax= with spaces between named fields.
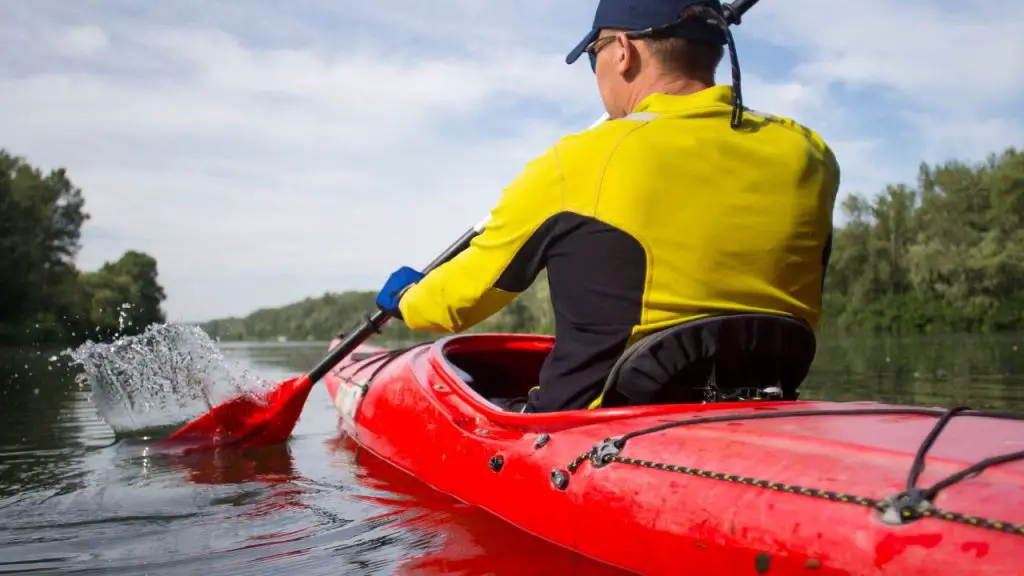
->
xmin=375 ymin=266 xmax=425 ymax=320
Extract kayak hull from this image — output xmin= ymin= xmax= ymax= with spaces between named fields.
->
xmin=324 ymin=333 xmax=1024 ymax=575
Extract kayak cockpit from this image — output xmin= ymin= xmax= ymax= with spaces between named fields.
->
xmin=437 ymin=312 xmax=817 ymax=413
xmin=440 ymin=334 xmax=549 ymax=411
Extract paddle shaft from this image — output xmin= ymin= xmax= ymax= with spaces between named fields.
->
xmin=306 ymin=218 xmax=488 ymax=383
xmin=723 ymin=0 xmax=760 ymax=25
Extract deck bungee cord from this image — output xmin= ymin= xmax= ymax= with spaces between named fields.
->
xmin=559 ymin=405 xmax=1024 ymax=537
xmin=333 ymin=343 xmax=1024 ymax=538
xmin=330 ymin=342 xmax=433 ymax=384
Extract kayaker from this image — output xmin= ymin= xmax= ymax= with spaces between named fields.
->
xmin=375 ymin=0 xmax=840 ymax=413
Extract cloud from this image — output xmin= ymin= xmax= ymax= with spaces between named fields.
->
xmin=744 ymin=0 xmax=1024 ymax=182
xmin=1 ymin=0 xmax=1020 ymax=321
xmin=47 ymin=25 xmax=109 ymax=57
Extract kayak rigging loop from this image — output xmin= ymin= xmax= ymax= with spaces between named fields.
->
xmin=879 ymin=488 xmax=932 ymax=526
xmin=589 ymin=437 xmax=625 ymax=468
xmin=561 ymin=405 xmax=1024 ymax=536
xmin=876 ymin=405 xmax=1024 ymax=527
xmin=877 ymin=405 xmax=967 ymax=526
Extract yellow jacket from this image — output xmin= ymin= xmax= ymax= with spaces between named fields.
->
xmin=399 ymin=85 xmax=840 ymax=412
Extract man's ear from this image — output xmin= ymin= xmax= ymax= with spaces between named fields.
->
xmin=616 ymin=33 xmax=641 ymax=80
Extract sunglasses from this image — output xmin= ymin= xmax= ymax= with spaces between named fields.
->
xmin=584 ymin=17 xmax=724 ymax=72
xmin=584 ymin=36 xmax=618 ymax=73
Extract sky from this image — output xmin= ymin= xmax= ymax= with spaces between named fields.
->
xmin=2 ymin=0 xmax=1022 ymax=322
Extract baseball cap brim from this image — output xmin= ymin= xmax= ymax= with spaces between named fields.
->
xmin=565 ymin=28 xmax=600 ymax=65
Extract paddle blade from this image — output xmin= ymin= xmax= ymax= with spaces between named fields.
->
xmin=159 ymin=374 xmax=315 ymax=451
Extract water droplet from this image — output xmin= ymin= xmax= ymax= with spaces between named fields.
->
xmin=62 ymin=323 xmax=273 ymax=434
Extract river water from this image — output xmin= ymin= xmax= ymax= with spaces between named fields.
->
xmin=0 ymin=328 xmax=1022 ymax=575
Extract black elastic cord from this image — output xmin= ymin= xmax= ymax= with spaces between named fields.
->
xmin=336 ymin=341 xmax=434 ymax=384
xmin=924 ymin=449 xmax=1024 ymax=500
xmin=588 ymin=404 xmax=1024 ymax=515
xmin=906 ymin=405 xmax=970 ymax=491
xmin=710 ymin=12 xmax=744 ymax=129
xmin=898 ymin=405 xmax=1024 ymax=503
xmin=624 ymin=7 xmax=745 ymax=130
xmin=365 ymin=342 xmax=431 ymax=382
xmin=616 ymin=407 xmax=980 ymax=445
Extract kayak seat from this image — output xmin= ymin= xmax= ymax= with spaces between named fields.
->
xmin=599 ymin=313 xmax=816 ymax=408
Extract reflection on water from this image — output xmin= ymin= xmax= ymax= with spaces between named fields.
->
xmin=0 ymin=335 xmax=629 ymax=575
xmin=804 ymin=333 xmax=1024 ymax=411
xmin=0 ymin=331 xmax=1022 ymax=574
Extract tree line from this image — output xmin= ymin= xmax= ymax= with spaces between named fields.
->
xmin=0 ymin=150 xmax=167 ymax=346
xmin=6 ymin=144 xmax=1020 ymax=346
xmin=200 ymin=275 xmax=554 ymax=343
xmin=822 ymin=147 xmax=1023 ymax=334
xmin=202 ymin=146 xmax=1024 ymax=342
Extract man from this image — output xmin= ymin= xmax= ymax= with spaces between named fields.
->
xmin=375 ymin=0 xmax=840 ymax=413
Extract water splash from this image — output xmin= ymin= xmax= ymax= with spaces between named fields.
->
xmin=64 ymin=323 xmax=273 ymax=435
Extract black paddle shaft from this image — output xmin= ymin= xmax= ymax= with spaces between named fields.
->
xmin=307 ymin=224 xmax=483 ymax=383
xmin=723 ymin=0 xmax=760 ymax=25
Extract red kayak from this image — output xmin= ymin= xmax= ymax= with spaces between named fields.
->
xmin=323 ymin=332 xmax=1024 ymax=575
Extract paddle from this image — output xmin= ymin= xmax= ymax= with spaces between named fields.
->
xmin=158 ymin=215 xmax=493 ymax=451
xmin=159 ymin=0 xmax=762 ymax=453
xmin=158 ymin=113 xmax=609 ymax=451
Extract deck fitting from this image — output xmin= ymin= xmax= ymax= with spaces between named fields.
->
xmin=488 ymin=454 xmax=504 ymax=472
xmin=534 ymin=434 xmax=550 ymax=449
xmin=755 ymin=552 xmax=771 ymax=574
xmin=550 ymin=469 xmax=569 ymax=491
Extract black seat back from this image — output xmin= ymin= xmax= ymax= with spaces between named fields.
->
xmin=600 ymin=313 xmax=816 ymax=407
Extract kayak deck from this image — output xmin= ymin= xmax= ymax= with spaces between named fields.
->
xmin=324 ymin=333 xmax=1024 ymax=575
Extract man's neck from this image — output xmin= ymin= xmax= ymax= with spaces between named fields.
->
xmin=624 ymin=75 xmax=715 ymax=114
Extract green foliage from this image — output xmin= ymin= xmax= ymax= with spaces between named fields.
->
xmin=204 ymin=146 xmax=1024 ymax=341
xmin=0 ymin=150 xmax=168 ymax=345
xmin=824 ymin=147 xmax=1024 ymax=334
xmin=202 ymin=274 xmax=556 ymax=343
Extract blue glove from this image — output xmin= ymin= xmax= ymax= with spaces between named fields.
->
xmin=376 ymin=266 xmax=425 ymax=319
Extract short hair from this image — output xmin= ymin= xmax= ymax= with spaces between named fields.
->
xmin=642 ymin=5 xmax=725 ymax=78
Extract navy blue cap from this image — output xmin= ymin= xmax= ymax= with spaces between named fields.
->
xmin=565 ymin=0 xmax=726 ymax=65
